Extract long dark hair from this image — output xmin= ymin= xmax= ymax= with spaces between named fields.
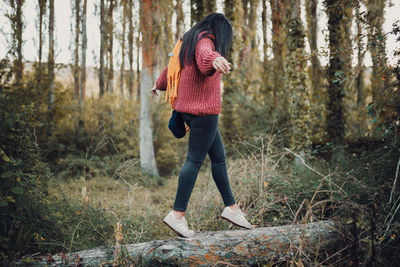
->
xmin=179 ymin=13 xmax=233 ymax=69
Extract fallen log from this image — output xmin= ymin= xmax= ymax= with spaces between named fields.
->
xmin=20 ymin=220 xmax=348 ymax=266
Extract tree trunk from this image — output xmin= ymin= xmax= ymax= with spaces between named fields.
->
xmin=366 ymin=0 xmax=390 ymax=127
xmin=99 ymin=0 xmax=105 ymax=98
xmin=14 ymin=0 xmax=24 ymax=84
xmin=261 ymin=0 xmax=268 ymax=80
xmin=80 ymin=0 xmax=87 ymax=110
xmin=48 ymin=0 xmax=54 ymax=114
xmin=106 ymin=0 xmax=114 ymax=94
xmin=269 ymin=0 xmax=287 ymax=108
xmin=286 ymin=0 xmax=311 ymax=152
xmin=190 ymin=0 xmax=202 ymax=25
xmin=127 ymin=0 xmax=134 ymax=99
xmin=30 ymin=220 xmax=348 ymax=266
xmin=325 ymin=0 xmax=345 ymax=146
xmin=139 ymin=0 xmax=158 ymax=176
xmin=120 ymin=0 xmax=127 ymax=98
xmin=190 ymin=0 xmax=214 ymax=25
xmin=305 ymin=0 xmax=321 ymax=98
xmin=37 ymin=0 xmax=46 ymax=84
xmin=136 ymin=29 xmax=141 ymax=102
xmin=175 ymin=0 xmax=184 ymax=40
xmin=305 ymin=0 xmax=325 ymax=144
xmin=161 ymin=0 xmax=173 ymax=68
xmin=355 ymin=2 xmax=365 ymax=109
xmin=74 ymin=0 xmax=80 ymax=103
xmin=73 ymin=0 xmax=80 ymax=129
xmin=221 ymin=0 xmax=243 ymax=144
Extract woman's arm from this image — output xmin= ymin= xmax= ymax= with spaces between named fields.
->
xmin=195 ymin=38 xmax=223 ymax=76
xmin=155 ymin=65 xmax=168 ymax=91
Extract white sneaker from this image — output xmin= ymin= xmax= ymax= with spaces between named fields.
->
xmin=162 ymin=210 xmax=195 ymax=238
xmin=221 ymin=206 xmax=253 ymax=229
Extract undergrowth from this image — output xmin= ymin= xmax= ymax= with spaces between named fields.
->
xmin=12 ymin=133 xmax=400 ymax=266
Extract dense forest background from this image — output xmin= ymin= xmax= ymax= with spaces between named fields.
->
xmin=1 ymin=0 xmax=400 ymax=265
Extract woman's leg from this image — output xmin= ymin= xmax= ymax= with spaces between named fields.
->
xmin=208 ymin=128 xmax=236 ymax=207
xmin=172 ymin=114 xmax=219 ymax=212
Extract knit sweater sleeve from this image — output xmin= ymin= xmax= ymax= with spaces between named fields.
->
xmin=155 ymin=65 xmax=168 ymax=91
xmin=195 ymin=38 xmax=222 ymax=76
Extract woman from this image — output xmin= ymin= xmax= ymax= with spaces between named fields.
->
xmin=151 ymin=13 xmax=253 ymax=238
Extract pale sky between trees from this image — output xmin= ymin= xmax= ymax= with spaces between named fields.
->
xmin=0 ymin=0 xmax=399 ymax=69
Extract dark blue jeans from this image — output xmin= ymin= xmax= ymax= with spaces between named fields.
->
xmin=173 ymin=113 xmax=236 ymax=211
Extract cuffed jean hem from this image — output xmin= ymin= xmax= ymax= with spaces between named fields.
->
xmin=172 ymin=207 xmax=186 ymax=212
xmin=223 ymin=200 xmax=236 ymax=207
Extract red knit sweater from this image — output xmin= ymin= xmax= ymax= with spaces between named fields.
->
xmin=155 ymin=31 xmax=223 ymax=116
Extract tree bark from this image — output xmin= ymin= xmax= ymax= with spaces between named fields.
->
xmin=14 ymin=0 xmax=24 ymax=84
xmin=30 ymin=220 xmax=348 ymax=266
xmin=221 ymin=0 xmax=243 ymax=144
xmin=106 ymin=0 xmax=115 ymax=94
xmin=286 ymin=0 xmax=311 ymax=152
xmin=305 ymin=0 xmax=321 ymax=98
xmin=139 ymin=0 xmax=158 ymax=176
xmin=175 ymin=0 xmax=184 ymax=40
xmin=269 ymin=0 xmax=286 ymax=102
xmin=48 ymin=0 xmax=54 ymax=114
xmin=37 ymin=0 xmax=46 ymax=84
xmin=73 ymin=0 xmax=80 ymax=129
xmin=120 ymin=0 xmax=127 ymax=98
xmin=99 ymin=0 xmax=105 ymax=98
xmin=325 ymin=0 xmax=345 ymax=147
xmin=80 ymin=0 xmax=87 ymax=109
xmin=73 ymin=0 xmax=80 ymax=103
xmin=127 ymin=0 xmax=134 ymax=99
xmin=366 ymin=0 xmax=390 ymax=127
xmin=262 ymin=0 xmax=268 ymax=70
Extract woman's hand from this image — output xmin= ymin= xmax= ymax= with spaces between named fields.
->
xmin=212 ymin=57 xmax=231 ymax=74
xmin=151 ymin=84 xmax=159 ymax=96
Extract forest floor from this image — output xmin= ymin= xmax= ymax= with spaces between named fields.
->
xmin=37 ymin=137 xmax=400 ymax=265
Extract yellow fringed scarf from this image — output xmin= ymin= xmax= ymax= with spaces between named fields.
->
xmin=166 ymin=38 xmax=190 ymax=134
xmin=165 ymin=39 xmax=182 ymax=108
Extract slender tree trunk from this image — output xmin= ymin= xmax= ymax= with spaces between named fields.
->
xmin=366 ymin=0 xmax=389 ymax=127
xmin=269 ymin=0 xmax=286 ymax=105
xmin=160 ymin=0 xmax=173 ymax=68
xmin=37 ymin=0 xmax=46 ymax=84
xmin=286 ymin=0 xmax=311 ymax=152
xmin=136 ymin=30 xmax=141 ymax=102
xmin=99 ymin=0 xmax=105 ymax=98
xmin=305 ymin=0 xmax=325 ymax=143
xmin=15 ymin=0 xmax=24 ymax=84
xmin=262 ymin=0 xmax=268 ymax=67
xmin=106 ymin=0 xmax=114 ymax=94
xmin=325 ymin=0 xmax=345 ymax=147
xmin=73 ymin=0 xmax=80 ymax=129
xmin=342 ymin=0 xmax=354 ymax=138
xmin=305 ymin=0 xmax=321 ymax=100
xmin=221 ymin=0 xmax=243 ymax=143
xmin=204 ymin=0 xmax=216 ymax=15
xmin=248 ymin=0 xmax=259 ymax=53
xmin=191 ymin=0 xmax=214 ymax=25
xmin=355 ymin=1 xmax=365 ymax=109
xmin=175 ymin=0 xmax=184 ymax=40
xmin=48 ymin=0 xmax=54 ymax=114
xmin=127 ymin=0 xmax=134 ymax=99
xmin=80 ymin=0 xmax=87 ymax=110
xmin=139 ymin=0 xmax=158 ymax=176
xmin=74 ymin=0 xmax=80 ymax=102
xmin=120 ymin=0 xmax=127 ymax=98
